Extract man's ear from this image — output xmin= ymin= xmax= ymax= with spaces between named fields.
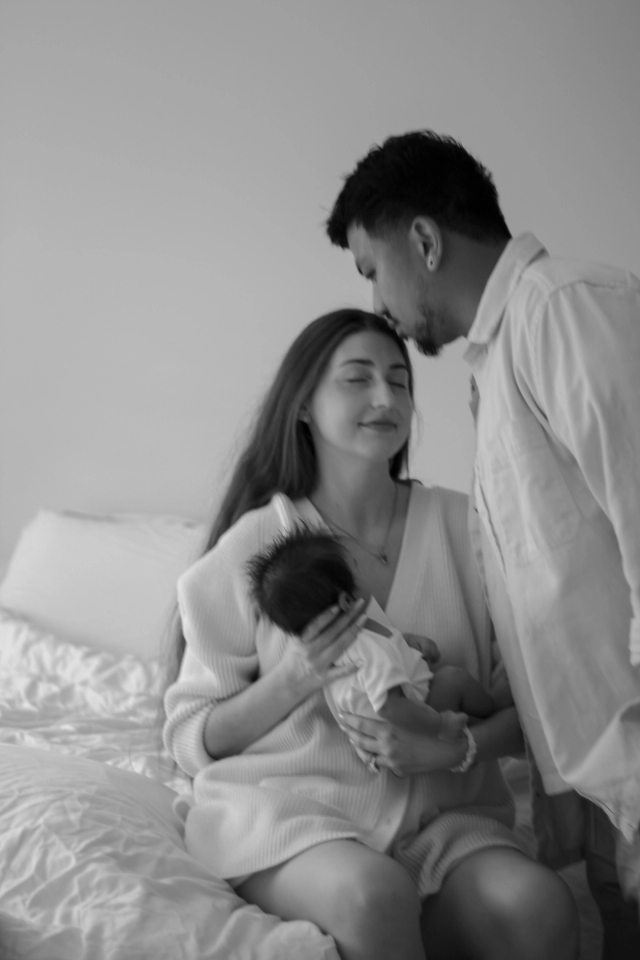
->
xmin=409 ymin=217 xmax=442 ymax=272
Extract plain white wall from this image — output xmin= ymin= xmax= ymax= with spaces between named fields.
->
xmin=1 ymin=0 xmax=639 ymax=566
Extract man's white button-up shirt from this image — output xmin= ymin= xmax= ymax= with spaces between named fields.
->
xmin=464 ymin=233 xmax=640 ymax=840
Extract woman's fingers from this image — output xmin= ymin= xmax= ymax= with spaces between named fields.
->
xmin=284 ymin=597 xmax=367 ymax=691
xmin=341 ymin=699 xmax=467 ymax=775
xmin=325 ymin=662 xmax=359 ymax=685
xmin=299 ymin=598 xmax=367 ymax=678
xmin=326 ymin=605 xmax=367 ymax=663
xmin=338 ymin=711 xmax=390 ymax=753
xmin=340 ymin=717 xmax=404 ymax=776
xmin=301 ymin=596 xmax=366 ymax=649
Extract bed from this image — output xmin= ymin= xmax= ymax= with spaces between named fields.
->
xmin=0 ymin=509 xmax=602 ymax=959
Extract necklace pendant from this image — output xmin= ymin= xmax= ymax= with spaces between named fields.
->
xmin=378 ymin=553 xmax=388 ymax=565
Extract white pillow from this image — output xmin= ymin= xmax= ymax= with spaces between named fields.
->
xmin=0 ymin=510 xmax=207 ymax=660
xmin=0 ymin=745 xmax=338 ymax=960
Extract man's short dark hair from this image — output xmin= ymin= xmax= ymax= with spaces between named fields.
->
xmin=247 ymin=525 xmax=355 ymax=637
xmin=326 ymin=130 xmax=511 ymax=247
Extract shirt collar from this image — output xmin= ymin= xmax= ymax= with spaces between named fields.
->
xmin=466 ymin=233 xmax=547 ymax=347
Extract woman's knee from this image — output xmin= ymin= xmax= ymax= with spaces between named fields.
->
xmin=471 ymin=850 xmax=579 ymax=959
xmin=240 ymin=841 xmax=424 ymax=959
xmin=429 ymin=848 xmax=579 ymax=960
xmin=334 ymin=852 xmax=421 ymax=933
xmin=323 ymin=848 xmax=425 ymax=960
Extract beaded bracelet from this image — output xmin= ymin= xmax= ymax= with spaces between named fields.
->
xmin=449 ymin=725 xmax=477 ymax=773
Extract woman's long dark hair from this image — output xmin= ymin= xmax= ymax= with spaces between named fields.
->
xmin=164 ymin=309 xmax=414 ymax=687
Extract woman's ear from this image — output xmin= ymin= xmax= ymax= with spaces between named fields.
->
xmin=299 ymin=408 xmax=311 ymax=424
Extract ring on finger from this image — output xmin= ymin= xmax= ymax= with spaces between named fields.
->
xmin=365 ymin=753 xmax=379 ymax=774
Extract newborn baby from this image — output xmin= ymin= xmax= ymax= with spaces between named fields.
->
xmin=247 ymin=525 xmax=498 ymax=767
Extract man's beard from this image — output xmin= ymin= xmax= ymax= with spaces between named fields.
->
xmin=413 ymin=304 xmax=441 ymax=357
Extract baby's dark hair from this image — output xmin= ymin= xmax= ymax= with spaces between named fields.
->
xmin=247 ymin=525 xmax=356 ymax=637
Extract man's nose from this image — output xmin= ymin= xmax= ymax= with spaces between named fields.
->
xmin=372 ymin=284 xmax=384 ymax=315
xmin=372 ymin=287 xmax=396 ymax=330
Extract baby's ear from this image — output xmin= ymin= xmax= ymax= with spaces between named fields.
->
xmin=338 ymin=592 xmax=352 ymax=613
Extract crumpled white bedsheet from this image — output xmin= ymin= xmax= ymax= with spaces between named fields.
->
xmin=0 ymin=611 xmax=339 ymax=960
xmin=0 ymin=608 xmax=189 ymax=794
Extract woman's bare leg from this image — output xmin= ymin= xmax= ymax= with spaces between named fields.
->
xmin=420 ymin=847 xmax=579 ymax=960
xmin=238 ymin=839 xmax=425 ymax=960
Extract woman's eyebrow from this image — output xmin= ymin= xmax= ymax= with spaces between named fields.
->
xmin=339 ymin=358 xmax=373 ymax=367
xmin=339 ymin=358 xmax=408 ymax=371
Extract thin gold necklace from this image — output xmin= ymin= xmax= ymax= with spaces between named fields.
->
xmin=311 ymin=483 xmax=399 ymax=566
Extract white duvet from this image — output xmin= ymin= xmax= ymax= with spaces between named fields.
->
xmin=0 ymin=611 xmax=339 ymax=960
xmin=0 ymin=610 xmax=191 ymax=793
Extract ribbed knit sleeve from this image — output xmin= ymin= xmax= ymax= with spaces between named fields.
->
xmin=163 ymin=502 xmax=284 ymax=777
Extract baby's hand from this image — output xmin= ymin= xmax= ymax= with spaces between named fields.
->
xmin=437 ymin=710 xmax=468 ymax=743
xmin=403 ymin=633 xmax=441 ymax=668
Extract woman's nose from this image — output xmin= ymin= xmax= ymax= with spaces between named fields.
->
xmin=371 ymin=378 xmax=394 ymax=408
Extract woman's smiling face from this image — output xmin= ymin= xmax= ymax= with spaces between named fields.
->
xmin=305 ymin=330 xmax=413 ymax=469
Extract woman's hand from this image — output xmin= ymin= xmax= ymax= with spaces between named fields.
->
xmin=279 ymin=596 xmax=367 ymax=699
xmin=339 ymin=695 xmax=466 ymax=777
xmin=339 ymin=697 xmax=524 ymax=776
xmin=204 ymin=597 xmax=366 ymax=761
xmin=403 ymin=633 xmax=441 ymax=668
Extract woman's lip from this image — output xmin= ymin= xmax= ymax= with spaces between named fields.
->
xmin=360 ymin=421 xmax=397 ymax=429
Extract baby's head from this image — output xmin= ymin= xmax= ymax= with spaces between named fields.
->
xmin=247 ymin=525 xmax=355 ymax=637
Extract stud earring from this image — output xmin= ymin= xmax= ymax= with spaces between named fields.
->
xmin=427 ymin=256 xmax=435 ymax=270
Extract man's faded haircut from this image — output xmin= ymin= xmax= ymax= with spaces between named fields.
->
xmin=326 ymin=130 xmax=511 ymax=247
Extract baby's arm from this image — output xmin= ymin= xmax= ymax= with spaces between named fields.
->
xmin=427 ymin=664 xmax=495 ymax=720
xmin=378 ymin=686 xmax=468 ymax=743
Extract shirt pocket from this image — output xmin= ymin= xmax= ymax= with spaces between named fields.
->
xmin=484 ymin=417 xmax=580 ymax=567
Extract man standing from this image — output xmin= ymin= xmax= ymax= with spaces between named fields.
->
xmin=326 ymin=130 xmax=640 ymax=957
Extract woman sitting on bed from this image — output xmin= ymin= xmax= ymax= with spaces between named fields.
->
xmin=163 ymin=309 xmax=578 ymax=960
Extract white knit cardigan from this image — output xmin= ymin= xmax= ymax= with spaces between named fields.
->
xmin=163 ymin=483 xmax=513 ymax=880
